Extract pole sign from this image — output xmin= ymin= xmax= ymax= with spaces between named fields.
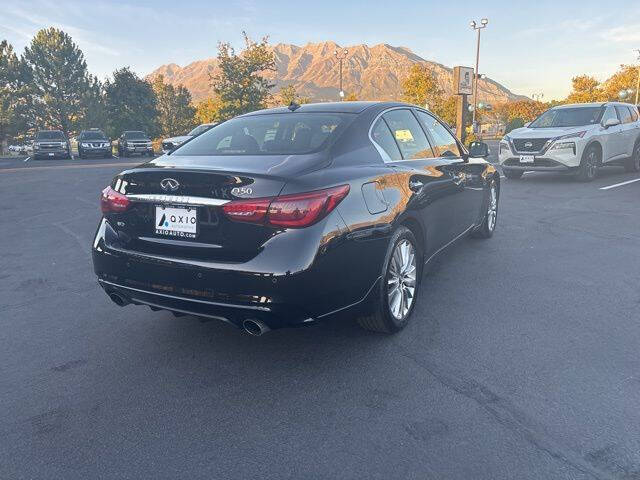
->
xmin=453 ymin=66 xmax=474 ymax=95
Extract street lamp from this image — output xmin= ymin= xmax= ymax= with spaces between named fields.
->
xmin=334 ymin=48 xmax=348 ymax=101
xmin=635 ymin=49 xmax=640 ymax=105
xmin=531 ymin=92 xmax=544 ymax=101
xmin=470 ymin=18 xmax=489 ymax=127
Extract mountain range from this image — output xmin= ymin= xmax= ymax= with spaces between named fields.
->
xmin=148 ymin=41 xmax=524 ymax=104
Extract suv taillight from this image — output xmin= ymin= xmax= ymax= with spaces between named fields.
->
xmin=222 ymin=185 xmax=350 ymax=228
xmin=100 ymin=186 xmax=130 ymax=213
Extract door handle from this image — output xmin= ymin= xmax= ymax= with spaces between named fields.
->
xmin=409 ymin=179 xmax=424 ymax=192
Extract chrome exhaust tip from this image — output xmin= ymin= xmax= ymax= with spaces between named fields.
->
xmin=242 ymin=319 xmax=270 ymax=336
xmin=108 ymin=292 xmax=129 ymax=307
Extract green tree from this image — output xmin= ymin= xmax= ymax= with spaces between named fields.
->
xmin=0 ymin=40 xmax=21 ymax=153
xmin=402 ymin=64 xmax=443 ymax=108
xmin=566 ymin=75 xmax=604 ymax=104
xmin=21 ymin=28 xmax=91 ymax=138
xmin=152 ymin=75 xmax=196 ymax=136
xmin=79 ymin=76 xmax=108 ymax=131
xmin=277 ymin=84 xmax=310 ymax=105
xmin=211 ymin=32 xmax=276 ymax=118
xmin=104 ymin=67 xmax=158 ymax=138
xmin=195 ymin=97 xmax=223 ymax=123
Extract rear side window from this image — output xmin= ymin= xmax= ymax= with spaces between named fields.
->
xmin=615 ymin=106 xmax=633 ymax=124
xmin=371 ymin=118 xmax=401 ymax=161
xmin=381 ymin=109 xmax=434 ymax=160
xmin=629 ymin=107 xmax=639 ymax=122
xmin=175 ymin=113 xmax=352 ymax=156
xmin=415 ymin=111 xmax=462 ymax=158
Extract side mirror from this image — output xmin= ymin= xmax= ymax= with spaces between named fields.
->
xmin=603 ymin=117 xmax=621 ymax=128
xmin=469 ymin=141 xmax=489 ymax=158
xmin=524 ymin=122 xmax=531 ymax=127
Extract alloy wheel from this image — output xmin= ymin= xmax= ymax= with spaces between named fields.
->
xmin=387 ymin=239 xmax=417 ymax=320
xmin=487 ymin=183 xmax=497 ymax=231
xmin=585 ymin=150 xmax=598 ymax=179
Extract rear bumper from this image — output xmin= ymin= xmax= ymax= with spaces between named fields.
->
xmin=92 ymin=217 xmax=387 ymax=330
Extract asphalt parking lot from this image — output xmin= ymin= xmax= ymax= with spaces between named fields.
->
xmin=1 ymin=154 xmax=639 ymax=479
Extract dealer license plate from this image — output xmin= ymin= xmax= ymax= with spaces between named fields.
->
xmin=155 ymin=206 xmax=198 ymax=239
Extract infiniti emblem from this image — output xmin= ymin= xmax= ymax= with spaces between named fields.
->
xmin=524 ymin=141 xmax=533 ymax=148
xmin=160 ymin=178 xmax=180 ymax=192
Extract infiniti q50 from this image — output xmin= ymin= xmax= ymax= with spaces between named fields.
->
xmin=93 ymin=102 xmax=500 ymax=335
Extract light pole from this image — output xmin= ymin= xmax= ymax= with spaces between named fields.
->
xmin=531 ymin=92 xmax=544 ymax=102
xmin=470 ymin=18 xmax=488 ymax=127
xmin=635 ymin=49 xmax=640 ymax=105
xmin=334 ymin=49 xmax=348 ymax=101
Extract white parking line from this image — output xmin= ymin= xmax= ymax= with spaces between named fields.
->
xmin=599 ymin=178 xmax=640 ymax=190
xmin=23 ymin=156 xmax=31 ymax=163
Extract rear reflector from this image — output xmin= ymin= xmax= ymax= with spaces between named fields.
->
xmin=222 ymin=185 xmax=350 ymax=228
xmin=101 ymin=186 xmax=130 ymax=213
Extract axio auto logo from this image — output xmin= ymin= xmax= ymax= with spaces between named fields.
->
xmin=160 ymin=178 xmax=180 ymax=192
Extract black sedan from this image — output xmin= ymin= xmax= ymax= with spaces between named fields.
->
xmin=93 ymin=102 xmax=499 ymax=335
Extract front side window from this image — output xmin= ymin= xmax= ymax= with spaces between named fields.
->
xmin=415 ymin=111 xmax=461 ymax=158
xmin=381 ymin=109 xmax=434 ymax=160
xmin=174 ymin=113 xmax=352 ymax=156
xmin=601 ymin=106 xmax=618 ymax=124
xmin=530 ymin=107 xmax=603 ymax=128
xmin=371 ymin=118 xmax=401 ymax=161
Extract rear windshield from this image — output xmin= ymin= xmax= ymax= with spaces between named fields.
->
xmin=81 ymin=131 xmax=107 ymax=140
xmin=188 ymin=124 xmax=215 ymax=136
xmin=529 ymin=107 xmax=603 ymax=128
xmin=173 ymin=113 xmax=353 ymax=156
xmin=124 ymin=131 xmax=149 ymax=140
xmin=37 ymin=131 xmax=65 ymax=140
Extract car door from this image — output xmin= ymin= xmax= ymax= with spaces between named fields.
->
xmin=373 ymin=108 xmax=464 ymax=254
xmin=599 ymin=106 xmax=623 ymax=162
xmin=615 ymin=106 xmax=635 ymax=158
xmin=414 ymin=109 xmax=482 ymax=236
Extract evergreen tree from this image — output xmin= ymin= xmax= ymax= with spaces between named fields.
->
xmin=0 ymin=40 xmax=21 ymax=152
xmin=21 ymin=28 xmax=91 ymax=138
xmin=152 ymin=75 xmax=196 ymax=136
xmin=104 ymin=67 xmax=158 ymax=138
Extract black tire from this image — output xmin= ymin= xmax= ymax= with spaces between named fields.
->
xmin=357 ymin=226 xmax=421 ymax=333
xmin=503 ymin=169 xmax=523 ymax=179
xmin=472 ymin=177 xmax=498 ymax=239
xmin=576 ymin=144 xmax=600 ymax=182
xmin=624 ymin=142 xmax=640 ymax=173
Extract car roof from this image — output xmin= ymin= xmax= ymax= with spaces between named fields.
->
xmin=243 ymin=101 xmax=408 ymax=116
xmin=38 ymin=129 xmax=63 ymax=133
xmin=555 ymin=102 xmax=637 ymax=109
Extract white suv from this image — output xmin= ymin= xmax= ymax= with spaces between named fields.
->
xmin=499 ymin=102 xmax=640 ymax=181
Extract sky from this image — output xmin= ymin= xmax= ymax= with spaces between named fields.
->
xmin=1 ymin=0 xmax=639 ymax=100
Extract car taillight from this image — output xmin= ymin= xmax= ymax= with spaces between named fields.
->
xmin=222 ymin=185 xmax=350 ymax=228
xmin=100 ymin=186 xmax=130 ymax=213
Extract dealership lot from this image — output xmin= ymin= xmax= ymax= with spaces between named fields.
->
xmin=1 ymin=157 xmax=639 ymax=479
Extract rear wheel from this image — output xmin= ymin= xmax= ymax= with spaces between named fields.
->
xmin=503 ymin=169 xmax=523 ymax=179
xmin=357 ymin=226 xmax=421 ymax=333
xmin=624 ymin=142 xmax=640 ymax=173
xmin=472 ymin=178 xmax=498 ymax=239
xmin=577 ymin=144 xmax=599 ymax=182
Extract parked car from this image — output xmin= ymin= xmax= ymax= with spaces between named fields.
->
xmin=77 ymin=129 xmax=112 ymax=159
xmin=93 ymin=102 xmax=499 ymax=335
xmin=499 ymin=102 xmax=640 ymax=181
xmin=33 ymin=130 xmax=71 ymax=160
xmin=117 ymin=131 xmax=154 ymax=157
xmin=161 ymin=123 xmax=218 ymax=154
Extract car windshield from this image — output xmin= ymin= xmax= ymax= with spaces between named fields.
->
xmin=174 ymin=113 xmax=352 ymax=156
xmin=124 ymin=131 xmax=148 ymax=140
xmin=82 ymin=132 xmax=107 ymax=140
xmin=37 ymin=131 xmax=65 ymax=140
xmin=188 ymin=124 xmax=215 ymax=136
xmin=529 ymin=107 xmax=603 ymax=128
